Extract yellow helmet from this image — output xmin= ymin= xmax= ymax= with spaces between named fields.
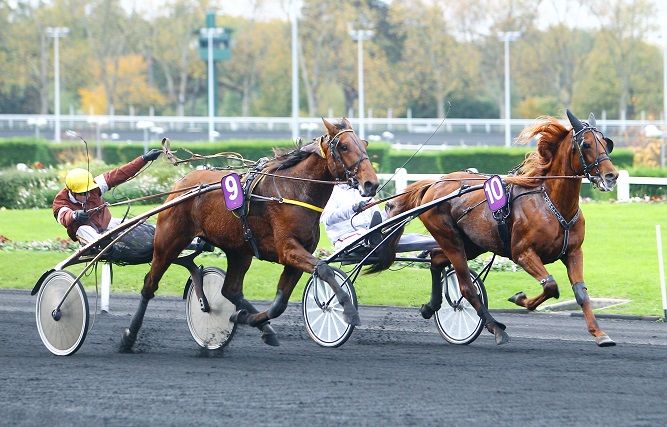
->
xmin=65 ymin=168 xmax=99 ymax=193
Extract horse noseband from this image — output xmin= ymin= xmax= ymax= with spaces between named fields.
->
xmin=572 ymin=126 xmax=612 ymax=179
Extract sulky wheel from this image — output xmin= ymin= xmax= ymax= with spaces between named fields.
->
xmin=302 ymin=266 xmax=357 ymax=348
xmin=35 ymin=270 xmax=89 ymax=356
xmin=185 ymin=266 xmax=237 ymax=350
xmin=434 ymin=268 xmax=487 ymax=345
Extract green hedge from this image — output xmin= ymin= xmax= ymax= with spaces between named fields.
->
xmin=0 ymin=138 xmax=644 ymax=208
xmin=0 ymin=138 xmax=635 ymax=174
xmin=0 ymin=138 xmax=56 ymax=167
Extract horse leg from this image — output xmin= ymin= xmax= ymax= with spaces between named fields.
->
xmin=564 ymin=249 xmax=615 ymax=347
xmin=229 ymin=293 xmax=279 ymax=347
xmin=231 ymin=264 xmax=329 ymax=341
xmin=234 ymin=261 xmax=361 ymax=327
xmin=119 ymin=230 xmax=190 ymax=353
xmin=313 ymin=261 xmax=360 ymax=325
xmin=232 ymin=262 xmax=361 ymax=329
xmin=508 ymin=249 xmax=560 ymax=311
xmin=421 ymin=248 xmax=449 ymax=319
xmin=448 ymin=252 xmax=510 ymax=345
xmin=216 ymin=252 xmax=279 ymax=346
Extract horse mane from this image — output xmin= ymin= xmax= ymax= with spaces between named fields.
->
xmin=401 ymin=180 xmax=434 ymax=208
xmin=269 ymin=119 xmax=351 ymax=171
xmin=270 ymin=141 xmax=312 ymax=171
xmin=505 ymin=116 xmax=571 ymax=188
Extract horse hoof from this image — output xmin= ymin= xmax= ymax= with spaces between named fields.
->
xmin=229 ymin=309 xmax=248 ymax=324
xmin=495 ymin=329 xmax=511 ymax=345
xmin=345 ymin=313 xmax=361 ymax=327
xmin=420 ymin=304 xmax=435 ymax=319
xmin=508 ymin=292 xmax=526 ymax=306
xmin=260 ymin=323 xmax=280 ymax=347
xmin=261 ymin=331 xmax=280 ymax=347
xmin=119 ymin=328 xmax=135 ymax=353
xmin=596 ymin=335 xmax=616 ymax=347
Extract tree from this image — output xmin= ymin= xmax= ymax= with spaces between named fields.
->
xmin=148 ymin=0 xmax=206 ymax=116
xmin=83 ymin=0 xmax=134 ymax=114
xmin=588 ymin=0 xmax=658 ymax=119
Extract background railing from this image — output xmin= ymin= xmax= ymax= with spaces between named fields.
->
xmin=0 ymin=114 xmax=659 ymax=148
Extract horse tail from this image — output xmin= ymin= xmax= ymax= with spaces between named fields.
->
xmin=365 ymin=180 xmax=434 ymax=274
xmin=364 ymin=225 xmax=404 ymax=274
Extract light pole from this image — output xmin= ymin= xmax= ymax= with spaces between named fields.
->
xmin=498 ymin=31 xmax=520 ymax=148
xmin=291 ymin=1 xmax=300 ymax=141
xmin=200 ymin=27 xmax=225 ymax=142
xmin=349 ymin=27 xmax=374 ymax=140
xmin=45 ymin=26 xmax=69 ymax=143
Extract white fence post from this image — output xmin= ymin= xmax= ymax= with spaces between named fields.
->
xmin=616 ymin=170 xmax=629 ymax=202
xmin=657 ymin=225 xmax=667 ymax=319
xmin=394 ymin=168 xmax=408 ymax=193
xmin=101 ymin=262 xmax=111 ymax=313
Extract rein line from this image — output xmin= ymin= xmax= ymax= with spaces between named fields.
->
xmin=86 ymin=183 xmax=217 ymax=212
xmin=364 ymin=174 xmax=587 ymax=209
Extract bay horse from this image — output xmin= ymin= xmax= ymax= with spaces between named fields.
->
xmin=119 ymin=118 xmax=379 ymax=352
xmin=370 ymin=110 xmax=618 ymax=347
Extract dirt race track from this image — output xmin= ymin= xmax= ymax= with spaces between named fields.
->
xmin=1 ymin=289 xmax=666 ymax=426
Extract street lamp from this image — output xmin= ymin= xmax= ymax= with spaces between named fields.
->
xmin=45 ymin=26 xmax=70 ymax=143
xmin=349 ymin=27 xmax=374 ymax=140
xmin=498 ymin=31 xmax=520 ymax=148
xmin=291 ymin=1 xmax=300 ymax=141
xmin=200 ymin=27 xmax=226 ymax=142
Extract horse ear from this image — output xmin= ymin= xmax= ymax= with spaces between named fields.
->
xmin=321 ymin=117 xmax=337 ymax=135
xmin=588 ymin=112 xmax=596 ymax=128
xmin=567 ymin=109 xmax=584 ymax=133
xmin=301 ymin=140 xmax=326 ymax=158
xmin=604 ymin=137 xmax=614 ymax=153
xmin=342 ymin=117 xmax=353 ymax=129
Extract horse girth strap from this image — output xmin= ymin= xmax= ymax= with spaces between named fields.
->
xmin=542 ymin=188 xmax=580 ymax=259
xmin=246 ymin=173 xmax=324 ymax=213
xmin=278 ymin=198 xmax=324 ymax=212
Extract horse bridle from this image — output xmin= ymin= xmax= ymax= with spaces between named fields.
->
xmin=571 ymin=124 xmax=613 ymax=181
xmin=324 ymin=128 xmax=370 ymax=188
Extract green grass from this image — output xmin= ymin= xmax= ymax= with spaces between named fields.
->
xmin=1 ymin=202 xmax=667 ymax=316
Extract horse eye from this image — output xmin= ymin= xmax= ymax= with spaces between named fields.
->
xmin=340 ymin=144 xmax=349 ymax=152
xmin=582 ymin=143 xmax=591 ymax=149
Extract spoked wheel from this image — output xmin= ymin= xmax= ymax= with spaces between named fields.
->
xmin=35 ymin=270 xmax=89 ymax=356
xmin=434 ymin=268 xmax=487 ymax=345
xmin=302 ymin=266 xmax=357 ymax=348
xmin=186 ymin=266 xmax=237 ymax=350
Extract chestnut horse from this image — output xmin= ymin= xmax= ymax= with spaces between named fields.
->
xmin=370 ymin=110 xmax=618 ymax=347
xmin=119 ymin=118 xmax=379 ymax=351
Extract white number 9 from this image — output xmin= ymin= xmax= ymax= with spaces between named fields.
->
xmin=224 ymin=175 xmax=239 ymax=200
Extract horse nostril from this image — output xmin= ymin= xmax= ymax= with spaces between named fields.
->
xmin=364 ymin=180 xmax=379 ymax=197
xmin=605 ymin=172 xmax=618 ymax=182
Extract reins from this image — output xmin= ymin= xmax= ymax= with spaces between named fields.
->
xmin=161 ymin=137 xmax=257 ymax=169
xmin=85 ymin=183 xmax=218 ymax=213
xmin=363 ymin=174 xmax=587 ymax=210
